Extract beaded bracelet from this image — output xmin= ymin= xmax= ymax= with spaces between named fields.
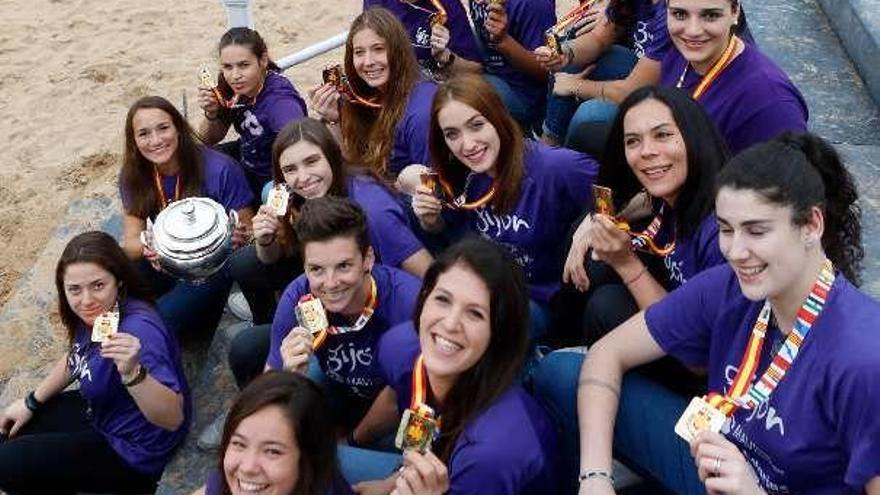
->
xmin=578 ymin=469 xmax=615 ymax=485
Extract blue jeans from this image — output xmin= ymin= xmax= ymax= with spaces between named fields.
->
xmin=483 ymin=74 xmax=544 ymax=134
xmin=530 ymin=349 xmax=706 ymax=494
xmin=338 ymin=445 xmax=402 ymax=485
xmin=542 ymin=45 xmax=638 ymax=143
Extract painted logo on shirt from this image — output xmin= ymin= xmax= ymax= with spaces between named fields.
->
xmin=240 ymin=110 xmax=264 ymax=137
xmin=325 ymin=342 xmax=378 ymax=397
xmin=68 ymin=343 xmax=93 ymax=383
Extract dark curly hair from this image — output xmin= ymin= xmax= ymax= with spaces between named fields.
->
xmin=717 ymin=132 xmax=863 ymax=285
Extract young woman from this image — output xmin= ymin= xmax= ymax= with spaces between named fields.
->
xmin=657 ymin=0 xmax=807 ymax=155
xmin=542 ymin=133 xmax=880 ymax=494
xmin=412 ymin=73 xmax=598 ymax=336
xmin=229 ymin=118 xmax=432 ymax=325
xmin=0 ymin=231 xmax=189 ymax=494
xmin=363 ymin=0 xmax=482 ymax=79
xmin=119 ymin=95 xmax=254 ymax=337
xmin=198 ymin=27 xmax=308 ymax=196
xmin=340 ymin=237 xmax=558 ymax=493
xmin=310 ymin=7 xmax=437 ymax=180
xmin=467 ymin=0 xmax=556 ymax=131
xmin=194 ymin=371 xmax=352 ymax=495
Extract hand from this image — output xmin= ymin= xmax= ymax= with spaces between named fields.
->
xmin=101 ymin=332 xmax=142 ymax=380
xmin=353 ymin=477 xmax=398 ymax=495
xmin=552 ymin=65 xmax=594 ymax=98
xmin=692 ymin=431 xmax=765 ymax=495
xmin=484 ymin=0 xmax=509 ymax=44
xmin=590 ymin=215 xmax=637 ymax=269
xmin=535 ymin=45 xmax=567 ymax=73
xmin=0 ymin=398 xmax=34 ymax=438
xmin=392 ymin=450 xmax=449 ymax=495
xmin=563 ymin=215 xmax=595 ymax=292
xmin=253 ymin=205 xmax=281 ymax=245
xmin=197 ymin=86 xmax=221 ymax=116
xmin=430 ymin=23 xmax=451 ymax=58
xmin=232 ymin=218 xmax=252 ymax=250
xmin=571 ymin=9 xmax=601 ymax=37
xmin=280 ymin=327 xmax=314 ymax=374
xmin=395 ymin=164 xmax=430 ymax=196
xmin=142 ymin=242 xmax=162 ymax=272
xmin=308 ymin=83 xmax=342 ymax=123
xmin=411 ymin=185 xmax=444 ymax=232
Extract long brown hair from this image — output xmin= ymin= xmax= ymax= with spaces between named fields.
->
xmin=341 ymin=7 xmax=420 ymax=178
xmin=428 ymin=74 xmax=524 ymax=214
xmin=55 ymin=231 xmax=153 ymax=345
xmin=121 ymin=96 xmax=203 ymax=219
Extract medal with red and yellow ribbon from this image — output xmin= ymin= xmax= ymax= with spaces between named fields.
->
xmin=676 ymin=35 xmax=741 ymax=100
xmin=435 ymin=171 xmax=497 ymax=210
xmin=395 ymin=353 xmax=441 ymax=453
xmin=674 ymin=259 xmax=835 ymax=442
xmin=295 ymin=274 xmax=378 ymax=350
xmin=152 ymin=166 xmax=181 ymax=210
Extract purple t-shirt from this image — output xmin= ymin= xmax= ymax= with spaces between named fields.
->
xmin=227 ymin=70 xmax=307 ymax=178
xmin=349 ymin=175 xmax=425 ymax=267
xmin=378 ymin=322 xmax=559 ymax=494
xmin=469 ymin=0 xmax=556 ymax=106
xmin=645 ymin=265 xmax=880 ymax=493
xmin=364 ymin=0 xmax=481 ymax=71
xmin=267 ymin=264 xmax=421 ymax=399
xmin=389 ymin=80 xmax=437 ymax=176
xmin=606 ymin=0 xmax=670 ymax=61
xmin=205 ymin=469 xmax=354 ymax=495
xmin=67 ymin=298 xmax=190 ymax=475
xmin=646 ymin=202 xmax=724 ymax=290
xmin=120 ymin=145 xmax=254 ymax=219
xmin=660 ymin=42 xmax=808 ymax=155
xmin=460 ymin=142 xmax=598 ymax=302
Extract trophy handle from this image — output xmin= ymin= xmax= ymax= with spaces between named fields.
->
xmin=229 ymin=209 xmax=240 ymax=229
xmin=139 ymin=217 xmax=155 ymax=249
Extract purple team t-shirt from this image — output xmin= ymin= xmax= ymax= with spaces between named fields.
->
xmin=364 ymin=0 xmax=481 ymax=72
xmin=349 ymin=175 xmax=425 ymax=267
xmin=226 ymin=70 xmax=307 ymax=178
xmin=267 ymin=264 xmax=421 ymax=399
xmin=606 ymin=0 xmax=670 ymax=61
xmin=377 ymin=322 xmax=559 ymax=494
xmin=68 ymin=298 xmax=190 ymax=475
xmin=645 ymin=202 xmax=725 ymax=290
xmin=469 ymin=0 xmax=556 ymax=106
xmin=660 ymin=42 xmax=808 ymax=155
xmin=645 ymin=265 xmax=880 ymax=493
xmin=459 ymin=142 xmax=598 ymax=302
xmin=120 ymin=145 xmax=254 ymax=219
xmin=389 ymin=80 xmax=437 ymax=176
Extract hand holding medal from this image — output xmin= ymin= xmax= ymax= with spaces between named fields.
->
xmin=99 ymin=331 xmax=144 ymax=386
xmin=691 ymin=431 xmax=762 ymax=494
xmin=279 ymin=326 xmax=315 ymax=374
xmin=393 ymin=449 xmax=450 ymax=495
xmin=91 ymin=304 xmax=120 ymax=343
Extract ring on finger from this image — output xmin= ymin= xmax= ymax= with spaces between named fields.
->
xmin=712 ymin=457 xmax=722 ymax=477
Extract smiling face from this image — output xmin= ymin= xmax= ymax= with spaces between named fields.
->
xmin=437 ymin=99 xmax=501 ymax=176
xmin=623 ymin=98 xmax=688 ymax=205
xmin=278 ymin=141 xmax=334 ymax=200
xmin=62 ymin=262 xmax=119 ymax=328
xmin=303 ymin=236 xmax=375 ymax=316
xmin=667 ymin=0 xmax=738 ymax=73
xmin=132 ymin=108 xmax=179 ymax=167
xmin=220 ymin=44 xmax=268 ymax=98
xmin=351 ymin=28 xmax=389 ymax=89
xmin=223 ymin=404 xmax=300 ymax=495
xmin=716 ymin=187 xmax=821 ymax=303
xmin=419 ymin=263 xmax=492 ymax=388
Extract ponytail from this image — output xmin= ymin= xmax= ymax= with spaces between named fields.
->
xmin=717 ymin=132 xmax=863 ymax=285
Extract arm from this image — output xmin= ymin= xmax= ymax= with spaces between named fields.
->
xmin=190 ymin=487 xmax=206 ymax=495
xmin=572 ymin=57 xmax=660 ymax=104
xmin=494 ymin=35 xmax=548 ymax=84
xmin=196 ymin=86 xmax=231 ymax=145
xmin=253 ymin=205 xmax=285 ymax=264
xmin=233 ymin=206 xmax=255 ymax=250
xmin=0 ymin=354 xmax=74 ymax=437
xmin=868 ymin=477 xmax=880 ymax=495
xmin=122 ymin=214 xmax=147 ymax=261
xmin=577 ymin=312 xmax=665 ymax=493
xmin=351 ymin=386 xmax=400 ymax=446
xmin=400 ymin=249 xmax=433 ymax=279
xmin=568 ymin=10 xmax=621 ymax=68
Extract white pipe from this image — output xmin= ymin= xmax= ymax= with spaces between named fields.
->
xmin=276 ymin=31 xmax=349 ymax=70
xmin=222 ymin=0 xmax=254 ymax=29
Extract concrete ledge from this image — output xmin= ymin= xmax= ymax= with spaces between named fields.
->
xmin=818 ymin=0 xmax=880 ymax=106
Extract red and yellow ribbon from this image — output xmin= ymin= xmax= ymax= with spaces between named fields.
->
xmin=152 ymin=166 xmax=181 ymax=210
xmin=311 ymin=274 xmax=378 ymax=350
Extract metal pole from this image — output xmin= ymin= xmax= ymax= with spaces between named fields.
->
xmin=276 ymin=31 xmax=349 ymax=71
xmin=222 ymin=0 xmax=254 ymax=29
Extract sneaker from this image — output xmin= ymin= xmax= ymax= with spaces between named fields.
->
xmin=227 ymin=290 xmax=253 ymax=322
xmin=197 ymin=410 xmax=229 ymax=452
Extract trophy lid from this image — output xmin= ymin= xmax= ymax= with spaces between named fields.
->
xmin=152 ymin=197 xmax=229 ymax=259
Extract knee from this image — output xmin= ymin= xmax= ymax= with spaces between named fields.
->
xmin=228 ymin=325 xmax=271 ymax=388
xmin=583 ymin=284 xmax=636 ymax=341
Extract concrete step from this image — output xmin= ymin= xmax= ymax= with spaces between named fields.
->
xmin=818 ymin=0 xmax=880 ymax=106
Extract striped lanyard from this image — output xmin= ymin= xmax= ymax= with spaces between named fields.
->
xmin=628 ymin=204 xmax=675 ymax=256
xmin=438 ymin=171 xmax=497 ymax=210
xmin=707 ymin=259 xmax=835 ymax=416
xmin=676 ymin=35 xmax=740 ymax=100
xmin=311 ymin=275 xmax=378 ymax=350
xmin=409 ymin=354 xmax=441 ymax=425
xmin=152 ymin=167 xmax=180 ymax=210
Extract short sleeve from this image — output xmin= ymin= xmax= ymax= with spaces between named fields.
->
xmin=124 ymin=312 xmax=184 ymax=394
xmin=265 ymin=74 xmax=307 ymax=133
xmin=267 ymin=276 xmax=310 ymax=370
xmin=836 ymin=358 xmax=880 ymax=487
xmin=354 ymin=182 xmax=425 ymax=267
xmin=206 ymin=150 xmax=255 ymax=210
xmin=727 ymin=99 xmax=808 ymax=155
xmin=508 ymin=0 xmax=556 ymax=51
xmin=695 ymin=216 xmax=725 ymax=272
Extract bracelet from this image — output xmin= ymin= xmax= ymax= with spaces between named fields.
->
xmin=624 ymin=266 xmax=647 ymax=286
xmin=204 ymin=110 xmax=219 ymax=121
xmin=579 ymin=469 xmax=615 ymax=485
xmin=24 ymin=391 xmax=43 ymax=413
xmin=256 ymin=234 xmax=276 ymax=247
xmin=122 ymin=365 xmax=147 ymax=387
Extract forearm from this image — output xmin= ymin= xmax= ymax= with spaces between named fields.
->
xmin=495 ymin=36 xmax=548 ymax=83
xmin=352 ymin=386 xmax=399 ymax=445
xmin=400 ymin=249 xmax=433 ymax=279
xmin=569 ymin=19 xmax=618 ymax=67
xmin=577 ymin=344 xmax=624 ymax=476
xmin=122 ymin=214 xmax=147 ymax=261
xmin=449 ymin=55 xmax=483 ymax=73
xmin=255 ymin=240 xmax=283 ymax=264
xmin=614 ymin=259 xmax=667 ymax=309
xmin=34 ymin=354 xmax=74 ymax=402
xmin=198 ymin=117 xmax=229 ymax=145
xmin=127 ymin=374 xmax=185 ymax=431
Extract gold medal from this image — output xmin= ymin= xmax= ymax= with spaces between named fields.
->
xmin=544 ymin=30 xmax=562 ymax=57
xmin=295 ymin=295 xmax=329 ymax=335
xmin=592 ymin=185 xmax=616 ymax=217
xmin=395 ymin=406 xmax=438 ymax=453
xmin=91 ymin=309 xmax=119 ymax=343
xmin=266 ymin=185 xmax=290 ymax=217
xmin=420 ymin=171 xmax=443 ymax=199
xmin=674 ymin=396 xmax=727 ymax=443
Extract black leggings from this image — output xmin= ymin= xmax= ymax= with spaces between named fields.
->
xmin=229 ymin=246 xmax=303 ymax=325
xmin=0 ymin=391 xmax=158 ymax=495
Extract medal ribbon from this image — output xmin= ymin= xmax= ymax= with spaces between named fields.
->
xmin=676 ymin=36 xmax=740 ymax=100
xmin=311 ymin=274 xmax=379 ymax=350
xmin=152 ymin=167 xmax=181 ymax=210
xmin=549 ymin=0 xmax=597 ymax=36
xmin=706 ymin=259 xmax=835 ymax=416
xmin=437 ymin=172 xmax=497 ymax=210
xmin=604 ymin=202 xmax=675 ymax=256
xmin=409 ymin=353 xmax=440 ymax=425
